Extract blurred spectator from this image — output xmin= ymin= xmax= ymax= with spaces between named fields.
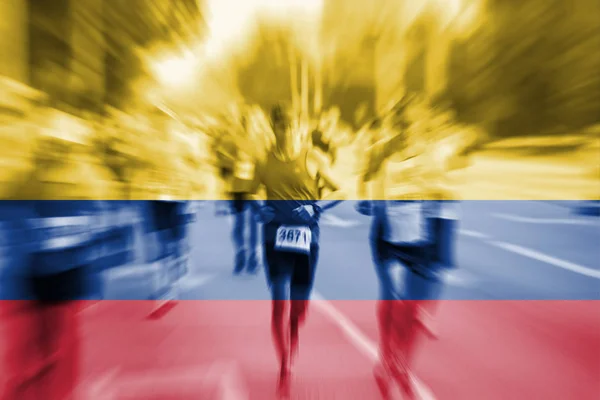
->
xmin=1 ymin=101 xmax=109 ymax=400
xmin=0 ymin=78 xmax=44 ymax=200
xmin=229 ymin=114 xmax=261 ymax=274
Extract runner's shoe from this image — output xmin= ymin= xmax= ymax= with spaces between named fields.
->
xmin=373 ymin=363 xmax=394 ymax=400
xmin=277 ymin=357 xmax=292 ymax=399
xmin=389 ymin=355 xmax=416 ymax=400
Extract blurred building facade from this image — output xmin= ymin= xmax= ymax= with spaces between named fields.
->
xmin=1 ymin=0 xmax=204 ymax=112
xmin=103 ymin=0 xmax=205 ymax=110
xmin=320 ymin=0 xmax=379 ymax=130
xmin=372 ymin=0 xmax=600 ymax=137
xmin=0 ymin=0 xmax=29 ymax=84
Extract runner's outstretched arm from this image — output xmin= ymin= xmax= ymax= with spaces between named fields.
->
xmin=357 ymin=138 xmax=383 ymax=198
xmin=308 ymin=150 xmax=345 ymax=211
xmin=245 ymin=162 xmax=277 ymax=223
xmin=355 ymin=148 xmax=378 ymax=215
xmin=247 ymin=159 xmax=263 ymax=205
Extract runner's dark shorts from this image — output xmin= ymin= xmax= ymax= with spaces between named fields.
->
xmin=370 ymin=218 xmax=443 ymax=301
xmin=371 ymin=216 xmax=457 ymax=273
xmin=263 ymin=241 xmax=319 ymax=300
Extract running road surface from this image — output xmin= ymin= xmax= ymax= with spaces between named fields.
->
xmin=78 ymin=201 xmax=599 ymax=399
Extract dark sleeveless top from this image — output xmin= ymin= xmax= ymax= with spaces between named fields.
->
xmin=257 ymin=148 xmax=320 ymax=244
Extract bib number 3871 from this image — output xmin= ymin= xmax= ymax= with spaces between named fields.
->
xmin=275 ymin=226 xmax=311 ymax=254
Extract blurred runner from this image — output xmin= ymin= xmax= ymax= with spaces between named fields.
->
xmin=213 ymin=121 xmax=237 ymax=216
xmin=356 ymin=97 xmax=442 ymax=400
xmin=1 ymin=103 xmax=108 ymax=400
xmin=83 ymin=111 xmax=137 ymax=293
xmin=230 ymin=114 xmax=261 ymax=275
xmin=250 ymin=105 xmax=345 ymax=399
xmin=397 ymin=105 xmax=465 ymax=400
xmin=213 ymin=114 xmax=261 ymax=275
xmin=137 ymin=111 xmax=194 ymax=316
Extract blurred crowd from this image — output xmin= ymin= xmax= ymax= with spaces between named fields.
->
xmin=1 ymin=78 xmax=206 ymax=201
xmin=1 ymin=76 xmax=482 ymax=203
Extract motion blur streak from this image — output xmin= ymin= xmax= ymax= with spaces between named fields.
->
xmin=1 ymin=0 xmax=599 ymax=399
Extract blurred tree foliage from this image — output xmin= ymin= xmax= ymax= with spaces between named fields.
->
xmin=321 ymin=0 xmax=600 ymax=137
xmin=445 ymin=0 xmax=600 ymax=136
xmin=233 ymin=1 xmax=380 ymax=130
xmin=102 ymin=0 xmax=203 ymax=109
xmin=26 ymin=0 xmax=203 ymax=110
xmin=320 ymin=0 xmax=381 ymax=130
xmin=227 ymin=0 xmax=600 ymax=139
xmin=103 ymin=0 xmax=203 ymax=49
xmin=234 ymin=17 xmax=296 ymax=111
xmin=321 ymin=35 xmax=378 ymax=131
xmin=28 ymin=0 xmax=72 ymax=104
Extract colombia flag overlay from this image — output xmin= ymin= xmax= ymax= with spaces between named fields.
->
xmin=1 ymin=1 xmax=600 ymax=399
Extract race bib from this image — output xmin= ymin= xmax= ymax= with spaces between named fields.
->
xmin=275 ymin=225 xmax=312 ymax=254
xmin=382 ymin=201 xmax=426 ymax=244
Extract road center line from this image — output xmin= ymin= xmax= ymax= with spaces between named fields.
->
xmin=178 ymin=273 xmax=217 ymax=290
xmin=488 ymin=241 xmax=600 ymax=280
xmin=459 ymin=229 xmax=600 ymax=280
xmin=312 ymin=291 xmax=436 ymax=400
xmin=492 ymin=213 xmax=599 ymax=226
xmin=459 ymin=229 xmax=491 ymax=239
xmin=83 ymin=367 xmax=120 ymax=400
xmin=219 ymin=361 xmax=250 ymax=400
